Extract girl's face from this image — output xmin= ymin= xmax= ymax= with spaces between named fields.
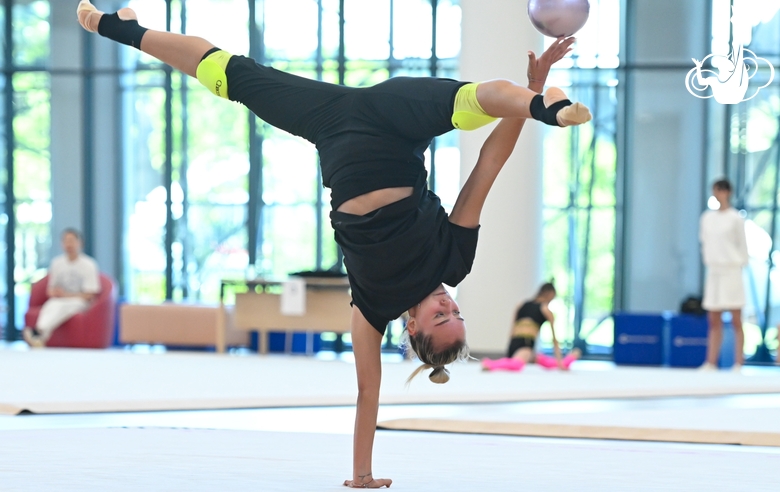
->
xmin=539 ymin=291 xmax=556 ymax=303
xmin=713 ymin=187 xmax=731 ymax=206
xmin=407 ymin=286 xmax=466 ymax=350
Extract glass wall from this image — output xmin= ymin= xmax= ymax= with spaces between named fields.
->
xmin=118 ymin=0 xmax=462 ymax=306
xmin=0 ymin=0 xmax=462 ymax=341
xmin=1 ymin=0 xmax=52 ymax=339
xmin=709 ymin=0 xmax=780 ymax=362
xmin=4 ymin=1 xmax=707 ymax=362
xmin=540 ymin=0 xmax=620 ymax=354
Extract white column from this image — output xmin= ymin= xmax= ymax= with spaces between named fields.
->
xmin=89 ymin=3 xmax=123 ymax=280
xmin=457 ymin=0 xmax=544 ymax=353
xmin=50 ymin=1 xmax=85 ymax=244
xmin=50 ymin=1 xmax=122 ymax=279
xmin=622 ymin=0 xmax=708 ymax=311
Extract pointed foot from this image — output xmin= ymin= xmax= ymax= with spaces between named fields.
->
xmin=557 ymin=102 xmax=592 ymax=126
xmin=78 ymin=1 xmax=137 ymax=33
xmin=77 ymin=0 xmax=101 ymax=32
xmin=542 ymin=87 xmax=592 ymax=127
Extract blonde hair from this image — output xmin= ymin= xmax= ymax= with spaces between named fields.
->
xmin=401 ymin=329 xmax=470 ymax=385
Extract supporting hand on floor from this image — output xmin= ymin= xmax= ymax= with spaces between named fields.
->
xmin=344 ymin=476 xmax=393 ymax=488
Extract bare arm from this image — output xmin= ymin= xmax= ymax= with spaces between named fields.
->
xmin=448 ymin=117 xmax=527 ymax=228
xmin=46 ymin=288 xmax=95 ymax=301
xmin=448 ymin=37 xmax=574 ymax=228
xmin=541 ymin=304 xmax=563 ymax=367
xmin=344 ymin=306 xmax=392 ymax=489
xmin=46 ymin=286 xmax=97 ymax=302
xmin=78 ymin=292 xmax=97 ymax=302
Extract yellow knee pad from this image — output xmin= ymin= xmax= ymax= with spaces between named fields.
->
xmin=196 ymin=50 xmax=233 ymax=100
xmin=451 ymin=82 xmax=497 ymax=131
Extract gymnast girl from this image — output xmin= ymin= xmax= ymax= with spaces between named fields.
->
xmin=77 ymin=1 xmax=590 ymax=487
xmin=481 ymin=282 xmax=580 ymax=372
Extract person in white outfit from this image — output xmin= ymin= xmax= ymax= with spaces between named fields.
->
xmin=699 ymin=179 xmax=748 ymax=371
xmin=22 ymin=228 xmax=100 ymax=348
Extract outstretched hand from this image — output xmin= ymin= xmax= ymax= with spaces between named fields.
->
xmin=527 ymin=36 xmax=576 ymax=86
xmin=344 ymin=477 xmax=393 ymax=488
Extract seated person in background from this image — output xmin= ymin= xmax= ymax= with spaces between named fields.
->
xmin=482 ymin=282 xmax=580 ymax=371
xmin=23 ymin=228 xmax=100 ymax=348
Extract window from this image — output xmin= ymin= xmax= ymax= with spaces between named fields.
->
xmin=6 ymin=1 xmax=52 ymax=333
xmin=540 ymin=0 xmax=620 ymax=354
xmin=119 ymin=0 xmax=462 ymax=311
xmin=709 ymin=0 xmax=780 ymax=361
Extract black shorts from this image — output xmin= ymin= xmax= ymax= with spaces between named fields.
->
xmin=224 ymin=55 xmax=468 ymax=208
xmin=507 ymin=337 xmax=536 ymax=357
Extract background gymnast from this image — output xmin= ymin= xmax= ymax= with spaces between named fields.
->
xmin=482 ymin=282 xmax=580 ymax=372
xmin=77 ymin=1 xmax=590 ymax=487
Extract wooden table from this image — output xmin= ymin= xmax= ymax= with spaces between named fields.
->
xmin=220 ymin=277 xmax=352 ymax=354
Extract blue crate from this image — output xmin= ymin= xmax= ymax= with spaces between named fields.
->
xmin=268 ymin=331 xmax=322 ymax=354
xmin=613 ymin=313 xmax=664 ymax=366
xmin=669 ymin=315 xmax=708 ymax=367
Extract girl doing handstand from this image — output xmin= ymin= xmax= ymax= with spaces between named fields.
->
xmin=77 ymin=1 xmax=590 ymax=487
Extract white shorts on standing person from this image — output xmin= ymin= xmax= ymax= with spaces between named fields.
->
xmin=23 ymin=228 xmax=100 ymax=347
xmin=699 ymin=179 xmax=748 ymax=371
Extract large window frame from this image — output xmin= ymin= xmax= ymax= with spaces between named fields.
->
xmin=539 ymin=0 xmax=621 ymax=356
xmin=708 ymin=0 xmax=780 ymax=363
xmin=1 ymin=0 xmax=53 ymax=341
xmin=0 ymin=0 xmax=463 ymax=342
xmin=115 ymin=0 xmax=462 ymax=314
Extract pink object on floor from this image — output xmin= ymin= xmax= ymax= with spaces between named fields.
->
xmin=481 ymin=357 xmax=525 ymax=371
xmin=535 ymin=353 xmax=578 ymax=369
xmin=535 ymin=353 xmax=558 ymax=368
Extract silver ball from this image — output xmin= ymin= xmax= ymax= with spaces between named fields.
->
xmin=528 ymin=0 xmax=591 ymax=38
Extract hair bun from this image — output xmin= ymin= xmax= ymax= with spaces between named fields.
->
xmin=428 ymin=366 xmax=451 ymax=384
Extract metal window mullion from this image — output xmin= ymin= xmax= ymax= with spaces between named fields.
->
xmin=575 ymin=98 xmax=601 ymax=348
xmin=338 ymin=0 xmax=346 ymax=85
xmin=163 ymin=0 xmax=174 ymax=300
xmin=430 ymin=0 xmax=438 ymax=75
xmin=428 ymin=0 xmax=437 ymax=192
xmin=179 ymin=0 xmax=190 ymax=299
xmin=613 ymin=0 xmax=635 ymax=313
xmin=315 ymin=0 xmax=324 ymax=270
xmin=113 ymin=43 xmax=124 ymax=297
xmin=389 ymin=0 xmax=395 ymax=76
xmin=82 ymin=32 xmax=95 ymax=256
xmin=247 ymin=0 xmax=265 ymax=272
xmin=335 ymin=0 xmax=345 ymax=273
xmin=3 ymin=0 xmax=15 ymax=339
xmin=568 ymin=123 xmax=582 ymax=345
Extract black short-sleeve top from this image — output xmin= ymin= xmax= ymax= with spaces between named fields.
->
xmin=330 ymin=173 xmax=479 ymax=333
xmin=514 ymin=301 xmax=547 ymax=327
